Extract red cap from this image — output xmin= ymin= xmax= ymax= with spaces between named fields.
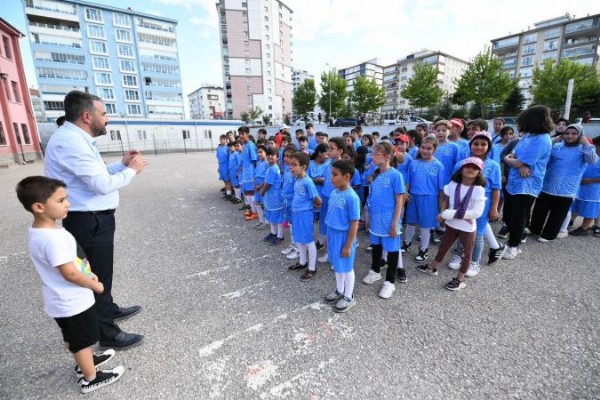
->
xmin=450 ymin=118 xmax=464 ymax=128
xmin=396 ymin=134 xmax=409 ymax=143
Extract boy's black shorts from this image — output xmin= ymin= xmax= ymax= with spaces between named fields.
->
xmin=54 ymin=304 xmax=99 ymax=353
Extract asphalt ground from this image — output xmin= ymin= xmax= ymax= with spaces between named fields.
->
xmin=1 ymin=151 xmax=598 ymax=399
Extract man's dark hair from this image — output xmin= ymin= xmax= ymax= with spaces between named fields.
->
xmin=298 ymin=136 xmax=308 ymax=143
xmin=315 ymin=131 xmax=329 ymax=138
xmin=517 ymin=105 xmax=554 ymax=134
xmin=56 ymin=115 xmax=66 ymax=127
xmin=16 ymin=176 xmax=66 ymax=213
xmin=258 ymin=128 xmax=267 ymax=135
xmin=64 ymin=91 xmax=102 ymax=122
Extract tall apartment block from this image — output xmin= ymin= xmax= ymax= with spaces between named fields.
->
xmin=292 ymin=68 xmax=313 ymax=93
xmin=188 ymin=84 xmax=225 ymax=120
xmin=338 ymin=58 xmax=383 ymax=94
xmin=491 ymin=13 xmax=600 ymax=103
xmin=23 ymin=0 xmax=185 ymax=122
xmin=216 ymin=0 xmax=293 ymax=123
xmin=382 ymin=50 xmax=469 ymax=115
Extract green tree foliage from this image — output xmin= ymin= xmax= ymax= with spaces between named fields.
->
xmin=292 ymin=79 xmax=317 ymax=118
xmin=531 ymin=59 xmax=600 ymax=116
xmin=262 ymin=114 xmax=271 ymax=126
xmin=453 ymin=48 xmax=513 ymax=116
xmin=503 ymin=83 xmax=526 ymax=115
xmin=319 ymin=69 xmax=348 ymax=120
xmin=249 ymin=107 xmax=263 ymax=121
xmin=350 ymin=76 xmax=385 ymax=114
xmin=400 ymin=62 xmax=444 ymax=112
xmin=438 ymin=96 xmax=453 ymax=119
xmin=240 ymin=111 xmax=250 ymax=123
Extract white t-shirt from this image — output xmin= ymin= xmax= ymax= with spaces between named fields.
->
xmin=442 ymin=182 xmax=486 ymax=233
xmin=28 ymin=226 xmax=95 ymax=318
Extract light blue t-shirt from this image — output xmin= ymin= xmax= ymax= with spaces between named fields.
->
xmin=506 ymin=133 xmax=552 ymax=197
xmin=228 ymin=151 xmax=241 ymax=174
xmin=325 ymin=188 xmax=361 ymax=231
xmin=435 ymin=142 xmax=460 ymax=183
xmin=408 ymin=146 xmax=419 ymax=158
xmin=406 ymin=158 xmax=446 ymax=195
xmin=308 ymin=136 xmax=318 ymax=151
xmin=321 ymin=163 xmax=334 ymax=198
xmin=577 ymin=158 xmax=600 ymax=202
xmin=281 ymin=166 xmax=295 ymax=201
xmin=292 ymin=176 xmax=320 ymax=212
xmin=308 ymin=159 xmax=329 ymax=195
xmin=263 ymin=164 xmax=283 ymax=210
xmin=395 ymin=153 xmax=412 ymax=184
xmin=241 ymin=141 xmax=257 ymax=184
xmin=216 ymin=145 xmax=229 ymax=165
xmin=368 ymin=168 xmax=405 ymax=236
xmin=351 ymin=169 xmax=361 ymax=188
xmin=543 ymin=143 xmax=598 ymax=198
xmin=254 ymin=160 xmax=268 ymax=187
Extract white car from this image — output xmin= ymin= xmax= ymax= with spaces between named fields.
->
xmin=293 ymin=118 xmax=313 ymax=126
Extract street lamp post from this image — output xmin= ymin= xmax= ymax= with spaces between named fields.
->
xmin=326 ymin=63 xmax=332 ymax=126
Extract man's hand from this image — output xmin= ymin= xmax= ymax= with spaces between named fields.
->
xmin=122 ymin=150 xmax=141 ymax=166
xmin=129 ymin=155 xmax=149 ymax=174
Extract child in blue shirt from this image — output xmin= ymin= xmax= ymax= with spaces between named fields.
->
xmin=252 ymin=145 xmax=269 ymax=227
xmin=362 ymin=142 xmax=406 ymax=299
xmin=287 ymin=152 xmax=322 ymax=281
xmin=324 ymin=159 xmax=361 ymax=313
xmin=238 ymin=127 xmax=258 ymax=218
xmin=228 ymin=142 xmax=242 ymax=204
xmin=216 ymin=134 xmax=231 ymax=199
xmin=260 ymin=147 xmax=285 ymax=245
xmin=280 ymin=144 xmax=299 ymax=259
xmin=393 ymin=134 xmax=413 ymax=184
xmin=433 ymin=120 xmax=460 ymax=184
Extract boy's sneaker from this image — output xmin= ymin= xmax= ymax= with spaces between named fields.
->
xmin=366 ymin=245 xmax=373 ymax=252
xmin=239 ymin=204 xmax=249 ymax=211
xmin=362 ymin=270 xmax=382 ymax=285
xmin=262 ymin=233 xmax=276 ymax=242
xmin=497 ymin=225 xmax=509 ymax=239
xmin=286 ymin=250 xmax=300 ymax=260
xmin=487 ymin=244 xmax=506 ymax=265
xmin=593 ymin=226 xmax=600 ymax=237
xmin=571 ymin=227 xmax=591 ymax=236
xmin=315 ymin=242 xmax=325 ymax=252
xmin=465 ymin=262 xmax=480 ymax=277
xmin=270 ymin=237 xmax=284 ymax=246
xmin=524 ymin=227 xmax=532 ymax=235
xmin=378 ymin=281 xmax=395 ymax=299
xmin=557 ymin=230 xmax=569 ymax=238
xmin=414 ymin=249 xmax=428 ymax=262
xmin=396 ymin=268 xmax=407 ymax=283
xmin=245 ymin=213 xmax=259 ymax=221
xmin=300 ymin=269 xmax=316 ymax=281
xmin=401 ymin=241 xmax=411 ymax=254
xmin=431 ymin=229 xmax=442 ymax=244
xmin=244 ymin=210 xmax=252 ymax=217
xmin=79 ymin=366 xmax=125 ymax=394
xmin=520 ymin=233 xmax=527 ymax=243
xmin=324 ymin=290 xmax=343 ymax=304
xmin=445 ymin=278 xmax=466 ymax=291
xmin=416 ymin=264 xmax=438 ymax=276
xmin=281 ymin=245 xmax=296 ymax=255
xmin=447 ymin=254 xmax=462 ymax=270
xmin=75 ymin=349 xmax=115 ymax=379
xmin=334 ymin=296 xmax=356 ymax=313
xmin=317 ymin=253 xmax=329 ymax=263
xmin=288 ymin=262 xmax=307 ymax=271
xmin=502 ymin=246 xmax=521 ymax=260
xmin=231 ymin=198 xmax=242 ymax=204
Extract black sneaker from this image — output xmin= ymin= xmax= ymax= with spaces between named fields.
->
xmin=497 ymin=225 xmax=509 ymax=239
xmin=487 ymin=244 xmax=506 ymax=265
xmin=445 ymin=277 xmax=466 ymax=291
xmin=396 ymin=268 xmax=407 ymax=283
xmin=401 ymin=241 xmax=411 ymax=254
xmin=431 ymin=229 xmax=441 ymax=244
xmin=231 ymin=198 xmax=242 ymax=204
xmin=414 ymin=248 xmax=428 ymax=262
xmin=79 ymin=366 xmax=125 ymax=394
xmin=416 ymin=264 xmax=438 ymax=276
xmin=288 ymin=262 xmax=307 ymax=271
xmin=239 ymin=204 xmax=250 ymax=211
xmin=75 ymin=349 xmax=116 ymax=379
xmin=300 ymin=269 xmax=316 ymax=281
xmin=315 ymin=242 xmax=324 ymax=251
xmin=593 ymin=226 xmax=600 ymax=237
xmin=571 ymin=227 xmax=591 ymax=236
xmin=263 ymin=233 xmax=276 ymax=242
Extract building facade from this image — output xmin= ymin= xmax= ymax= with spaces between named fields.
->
xmin=23 ymin=0 xmax=185 ymax=122
xmin=338 ymin=58 xmax=383 ymax=94
xmin=0 ymin=17 xmax=42 ymax=166
xmin=382 ymin=50 xmax=469 ymax=115
xmin=292 ymin=68 xmax=313 ymax=93
xmin=188 ymin=84 xmax=225 ymax=120
xmin=29 ymin=88 xmax=47 ymax=122
xmin=491 ymin=13 xmax=600 ymax=103
xmin=216 ymin=0 xmax=293 ymax=124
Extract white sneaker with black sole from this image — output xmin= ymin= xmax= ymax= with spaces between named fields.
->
xmin=286 ymin=250 xmax=299 ymax=260
xmin=79 ymin=365 xmax=125 ymax=394
xmin=447 ymin=254 xmax=461 ymax=270
xmin=317 ymin=253 xmax=329 ymax=263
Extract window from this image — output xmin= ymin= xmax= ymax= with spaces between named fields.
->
xmin=125 ymin=90 xmax=139 ymax=101
xmin=521 ymin=56 xmax=534 ymax=67
xmin=11 ymin=81 xmax=21 ymax=103
xmin=90 ymin=40 xmax=107 ymax=54
xmin=92 ymin=56 xmax=110 ymax=70
xmin=544 ymin=40 xmax=558 ymax=51
xmin=522 ymin=45 xmax=536 ymax=55
xmin=43 ymin=101 xmax=65 ymax=110
xmin=182 ymin=129 xmax=190 ymax=139
xmin=2 ymin=36 xmax=12 ymax=59
xmin=110 ymin=130 xmax=121 ymax=140
xmin=545 ymin=27 xmax=560 ymax=39
xmin=245 ymin=68 xmax=251 ymax=74
xmin=524 ymin=33 xmax=537 ymax=44
xmin=117 ymin=44 xmax=134 ymax=58
xmin=115 ymin=29 xmax=132 ymax=42
xmin=85 ymin=8 xmax=103 ymax=23
xmin=543 ymin=51 xmax=558 ymax=61
xmin=105 ymin=103 xmax=116 ymax=114
xmin=113 ymin=13 xmax=131 ymax=27
xmin=120 ymin=59 xmax=136 ymax=72
xmin=0 ymin=122 xmax=6 ymax=145
xmin=21 ymin=124 xmax=31 ymax=144
xmin=127 ymin=104 xmax=141 ymax=114
xmin=97 ymin=88 xmax=114 ymax=100
xmin=87 ymin=24 xmax=105 ymax=39
xmin=122 ymin=75 xmax=138 ymax=87
xmin=95 ymin=72 xmax=113 ymax=85
xmin=137 ymin=130 xmax=147 ymax=140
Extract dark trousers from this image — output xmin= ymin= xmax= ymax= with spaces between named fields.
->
xmin=435 ymin=226 xmax=475 ymax=274
xmin=529 ymin=192 xmax=573 ymax=240
xmin=503 ymin=191 xmax=536 ymax=248
xmin=371 ymin=245 xmax=399 ymax=284
xmin=63 ymin=212 xmax=120 ymax=341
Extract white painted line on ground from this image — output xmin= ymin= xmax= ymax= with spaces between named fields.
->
xmin=261 ymin=359 xmax=336 ymax=399
xmin=220 ymin=280 xmax=269 ymax=299
xmin=186 ymin=254 xmax=273 ymax=279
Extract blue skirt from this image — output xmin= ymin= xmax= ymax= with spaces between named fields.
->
xmin=572 ymin=199 xmax=600 ymax=219
xmin=319 ymin=195 xmax=329 ymax=236
xmin=219 ymin=164 xmax=230 ymax=181
xmin=265 ymin=208 xmax=283 ymax=224
xmin=327 ymin=227 xmax=356 ymax=273
xmin=292 ymin=210 xmax=315 ymax=244
xmin=230 ymin=170 xmax=239 ymax=186
xmin=406 ymin=194 xmax=438 ymax=229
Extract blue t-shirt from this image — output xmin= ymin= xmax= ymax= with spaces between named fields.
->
xmin=241 ymin=141 xmax=257 ymax=184
xmin=292 ymin=176 xmax=320 ymax=212
xmin=281 ymin=166 xmax=295 ymax=201
xmin=216 ymin=145 xmax=229 ymax=165
xmin=308 ymin=136 xmax=318 ymax=151
xmin=543 ymin=143 xmax=598 ymax=198
xmin=453 ymin=158 xmax=502 ymax=195
xmin=228 ymin=151 xmax=241 ymax=174
xmin=395 ymin=153 xmax=412 ymax=185
xmin=577 ymin=158 xmax=600 ymax=202
xmin=407 ymin=158 xmax=445 ymax=195
xmin=351 ymin=169 xmax=361 ymax=188
xmin=321 ymin=163 xmax=334 ymax=198
xmin=263 ymin=164 xmax=283 ymax=210
xmin=361 ymin=163 xmax=378 ymax=188
xmin=408 ymin=146 xmax=419 ymax=158
xmin=325 ymin=187 xmax=361 ymax=231
xmin=254 ymin=160 xmax=268 ymax=187
xmin=308 ymin=159 xmax=329 ymax=195
xmin=435 ymin=142 xmax=460 ymax=183
xmin=506 ymin=133 xmax=552 ymax=196
xmin=368 ymin=168 xmax=406 ymax=236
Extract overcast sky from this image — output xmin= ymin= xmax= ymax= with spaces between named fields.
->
xmin=2 ymin=0 xmax=597 ymax=117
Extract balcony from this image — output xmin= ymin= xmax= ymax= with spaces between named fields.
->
xmin=492 ymin=37 xmax=519 ymax=51
xmin=561 ymin=45 xmax=596 ymax=59
xmin=29 ymin=21 xmax=80 ymax=39
xmin=563 ymin=36 xmax=598 ymax=49
xmin=564 ymin=18 xmax=600 ymax=37
xmin=25 ymin=3 xmax=79 ymax=23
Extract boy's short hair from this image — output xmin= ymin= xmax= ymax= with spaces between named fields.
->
xmin=592 ymin=136 xmax=600 ymax=146
xmin=331 ymin=159 xmax=355 ymax=177
xmin=295 ymin=129 xmax=304 ymax=135
xmin=227 ymin=141 xmax=236 ymax=147
xmin=238 ymin=126 xmax=250 ymax=134
xmin=305 ymin=122 xmax=314 ymax=130
xmin=468 ymin=118 xmax=489 ymax=131
xmin=16 ymin=176 xmax=66 ymax=213
xmin=284 ymin=143 xmax=298 ymax=155
xmin=290 ymin=151 xmax=310 ymax=167
xmin=256 ymin=138 xmax=267 ymax=146
xmin=316 ymin=131 xmax=329 ymax=138
xmin=281 ymin=136 xmax=291 ymax=144
xmin=267 ymin=136 xmax=276 ymax=142
xmin=372 ymin=131 xmax=380 ymax=138
xmin=219 ymin=134 xmax=227 ymax=140
xmin=494 ymin=117 xmax=505 ymax=124
xmin=500 ymin=126 xmax=514 ymax=137
xmin=298 ymin=136 xmax=308 ymax=143
xmin=258 ymin=128 xmax=267 ymax=135
xmin=434 ymin=119 xmax=452 ymax=129
xmin=342 ymin=131 xmax=350 ymax=137
xmin=257 ymin=144 xmax=267 ymax=153
xmin=264 ymin=147 xmax=275 ymax=156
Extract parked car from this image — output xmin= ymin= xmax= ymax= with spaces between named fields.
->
xmin=580 ymin=118 xmax=600 ymax=139
xmin=293 ymin=117 xmax=313 ymax=126
xmin=333 ymin=118 xmax=358 ymax=127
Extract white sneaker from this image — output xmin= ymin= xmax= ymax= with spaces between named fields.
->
xmin=281 ymin=245 xmax=294 ymax=255
xmin=317 ymin=253 xmax=328 ymax=263
xmin=537 ymin=237 xmax=552 ymax=243
xmin=502 ymin=246 xmax=521 ymax=260
xmin=286 ymin=250 xmax=299 ymax=260
xmin=524 ymin=227 xmax=531 ymax=235
xmin=465 ymin=262 xmax=480 ymax=277
xmin=362 ymin=270 xmax=382 ymax=285
xmin=447 ymin=254 xmax=461 ymax=270
xmin=557 ymin=231 xmax=568 ymax=238
xmin=378 ymin=281 xmax=395 ymax=299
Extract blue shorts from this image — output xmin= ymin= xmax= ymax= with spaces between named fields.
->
xmin=572 ymin=199 xmax=600 ymax=219
xmin=282 ymin=200 xmax=293 ymax=222
xmin=319 ymin=196 xmax=329 ymax=236
xmin=406 ymin=194 xmax=438 ymax=229
xmin=327 ymin=227 xmax=356 ymax=273
xmin=242 ymin=181 xmax=255 ymax=192
xmin=265 ymin=208 xmax=283 ymax=224
xmin=219 ymin=164 xmax=230 ymax=182
xmin=230 ymin=171 xmax=239 ymax=187
xmin=369 ymin=232 xmax=401 ymax=252
xmin=254 ymin=190 xmax=262 ymax=203
xmin=292 ymin=210 xmax=315 ymax=244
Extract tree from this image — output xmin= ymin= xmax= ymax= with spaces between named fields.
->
xmin=319 ymin=69 xmax=348 ymax=121
xmin=262 ymin=114 xmax=271 ymax=126
xmin=503 ymin=83 xmax=526 ymax=115
xmin=531 ymin=58 xmax=600 ymax=116
xmin=400 ymin=62 xmax=444 ymax=113
xmin=453 ymin=48 xmax=514 ymax=116
xmin=240 ymin=111 xmax=250 ymax=123
xmin=438 ymin=96 xmax=453 ymax=119
xmin=292 ymin=79 xmax=317 ymax=119
xmin=249 ymin=107 xmax=263 ymax=121
xmin=350 ymin=76 xmax=385 ymax=115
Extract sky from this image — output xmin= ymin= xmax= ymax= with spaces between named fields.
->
xmin=1 ymin=0 xmax=598 ymax=118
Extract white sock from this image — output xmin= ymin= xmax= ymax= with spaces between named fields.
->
xmin=397 ymin=252 xmax=404 ymax=269
xmin=335 ymin=273 xmax=345 ymax=294
xmin=404 ymin=225 xmax=416 ymax=242
xmin=248 ymin=196 xmax=256 ymax=212
xmin=256 ymin=205 xmax=265 ymax=222
xmin=382 ymin=250 xmax=388 ymax=262
xmin=484 ymin=223 xmax=500 ymax=248
xmin=298 ymin=243 xmax=307 ymax=265
xmin=560 ymin=211 xmax=571 ymax=232
xmin=234 ymin=187 xmax=241 ymax=199
xmin=277 ymin=223 xmax=284 ymax=238
xmin=226 ymin=190 xmax=231 ymax=195
xmin=343 ymin=270 xmax=355 ymax=299
xmin=307 ymin=242 xmax=317 ymax=271
xmin=419 ymin=227 xmax=430 ymax=251
xmin=270 ymin=223 xmax=277 ymax=235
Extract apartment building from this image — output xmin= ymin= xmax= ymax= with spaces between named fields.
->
xmin=338 ymin=58 xmax=383 ymax=94
xmin=491 ymin=13 xmax=600 ymax=103
xmin=382 ymin=50 xmax=469 ymax=115
xmin=188 ymin=84 xmax=225 ymax=120
xmin=292 ymin=68 xmax=313 ymax=93
xmin=23 ymin=0 xmax=185 ymax=122
xmin=216 ymin=0 xmax=293 ymax=124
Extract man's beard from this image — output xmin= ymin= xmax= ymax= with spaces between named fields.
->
xmin=93 ymin=123 xmax=107 ymax=137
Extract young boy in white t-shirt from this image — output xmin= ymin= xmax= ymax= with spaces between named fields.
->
xmin=16 ymin=176 xmax=125 ymax=394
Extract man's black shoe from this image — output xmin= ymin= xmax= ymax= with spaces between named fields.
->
xmin=113 ymin=305 xmax=141 ymax=322
xmin=99 ymin=332 xmax=144 ymax=350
